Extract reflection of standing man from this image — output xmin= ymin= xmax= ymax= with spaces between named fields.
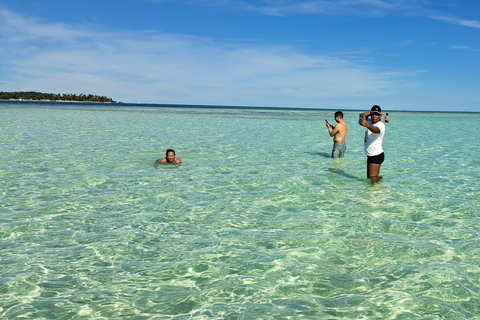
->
xmin=326 ymin=111 xmax=348 ymax=158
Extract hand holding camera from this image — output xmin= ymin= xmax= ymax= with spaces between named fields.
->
xmin=359 ymin=113 xmax=366 ymax=126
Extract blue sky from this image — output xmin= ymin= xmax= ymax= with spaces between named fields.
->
xmin=1 ymin=0 xmax=479 ymax=111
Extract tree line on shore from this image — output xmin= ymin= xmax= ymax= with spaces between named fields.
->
xmin=0 ymin=91 xmax=117 ymax=103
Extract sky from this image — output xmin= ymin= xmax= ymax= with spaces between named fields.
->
xmin=0 ymin=0 xmax=479 ymax=111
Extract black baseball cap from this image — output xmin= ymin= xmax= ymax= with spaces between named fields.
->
xmin=371 ymin=105 xmax=382 ymax=115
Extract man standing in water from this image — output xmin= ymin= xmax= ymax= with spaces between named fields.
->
xmin=359 ymin=105 xmax=385 ymax=184
xmin=326 ymin=111 xmax=348 ymax=158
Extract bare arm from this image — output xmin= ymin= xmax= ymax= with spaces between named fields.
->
xmin=327 ymin=123 xmax=339 ymax=137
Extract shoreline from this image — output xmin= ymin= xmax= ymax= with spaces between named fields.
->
xmin=1 ymin=99 xmax=478 ymax=113
xmin=0 ymin=99 xmax=121 ymax=104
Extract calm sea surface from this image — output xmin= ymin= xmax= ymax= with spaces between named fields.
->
xmin=1 ymin=102 xmax=479 ymax=319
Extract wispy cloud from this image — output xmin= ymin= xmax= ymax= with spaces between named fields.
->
xmin=180 ymin=0 xmax=480 ymax=29
xmin=430 ymin=15 xmax=480 ymax=29
xmin=0 ymin=8 xmax=414 ymax=106
xmin=447 ymin=45 xmax=470 ymax=50
xmin=175 ymin=0 xmax=425 ymax=16
xmin=0 ymin=9 xmax=88 ymax=41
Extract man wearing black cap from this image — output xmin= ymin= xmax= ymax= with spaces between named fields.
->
xmin=359 ymin=105 xmax=385 ymax=184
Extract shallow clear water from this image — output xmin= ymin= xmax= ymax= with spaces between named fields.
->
xmin=1 ymin=102 xmax=479 ymax=319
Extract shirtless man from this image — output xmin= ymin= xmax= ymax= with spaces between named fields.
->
xmin=326 ymin=111 xmax=348 ymax=158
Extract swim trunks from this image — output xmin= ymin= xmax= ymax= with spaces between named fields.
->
xmin=332 ymin=142 xmax=346 ymax=158
xmin=367 ymin=152 xmax=385 ymax=164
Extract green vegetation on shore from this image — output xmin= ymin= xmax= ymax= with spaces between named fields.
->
xmin=0 ymin=91 xmax=117 ymax=103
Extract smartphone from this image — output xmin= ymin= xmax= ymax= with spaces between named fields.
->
xmin=325 ymin=119 xmax=329 ymax=124
xmin=359 ymin=113 xmax=364 ymax=119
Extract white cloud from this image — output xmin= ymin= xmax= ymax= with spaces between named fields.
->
xmin=179 ymin=0 xmax=424 ymax=16
xmin=0 ymin=8 xmax=413 ymax=106
xmin=179 ymin=0 xmax=480 ymax=30
xmin=0 ymin=9 xmax=88 ymax=41
xmin=430 ymin=15 xmax=480 ymax=29
xmin=447 ymin=45 xmax=470 ymax=50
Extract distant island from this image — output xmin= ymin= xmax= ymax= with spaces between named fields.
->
xmin=0 ymin=91 xmax=118 ymax=103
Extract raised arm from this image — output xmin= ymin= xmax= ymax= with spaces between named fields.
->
xmin=359 ymin=114 xmax=381 ymax=133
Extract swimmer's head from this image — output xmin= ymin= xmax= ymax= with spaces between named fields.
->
xmin=166 ymin=149 xmax=176 ymax=162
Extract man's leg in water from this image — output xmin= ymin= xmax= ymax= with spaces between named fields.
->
xmin=367 ymin=163 xmax=383 ymax=184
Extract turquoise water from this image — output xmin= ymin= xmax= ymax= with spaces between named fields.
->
xmin=1 ymin=102 xmax=479 ymax=319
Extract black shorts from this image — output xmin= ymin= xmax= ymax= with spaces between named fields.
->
xmin=367 ymin=152 xmax=385 ymax=164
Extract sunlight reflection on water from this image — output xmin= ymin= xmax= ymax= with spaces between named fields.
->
xmin=1 ymin=102 xmax=479 ymax=318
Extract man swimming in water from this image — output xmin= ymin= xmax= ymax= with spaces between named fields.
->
xmin=155 ymin=149 xmax=181 ymax=167
xmin=326 ymin=111 xmax=348 ymax=158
